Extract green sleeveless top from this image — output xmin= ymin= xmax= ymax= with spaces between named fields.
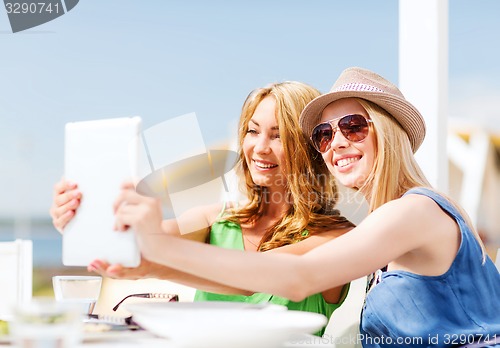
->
xmin=194 ymin=219 xmax=349 ymax=336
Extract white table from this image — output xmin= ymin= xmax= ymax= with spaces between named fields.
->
xmin=79 ymin=331 xmax=172 ymax=347
xmin=79 ymin=330 xmax=335 ymax=348
xmin=0 ymin=326 xmax=335 ymax=347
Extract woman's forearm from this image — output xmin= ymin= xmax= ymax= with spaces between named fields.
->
xmin=148 ymin=261 xmax=254 ymax=295
xmin=139 ymin=233 xmax=315 ymax=302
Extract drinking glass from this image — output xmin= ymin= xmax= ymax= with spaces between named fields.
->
xmin=10 ymin=298 xmax=82 ymax=348
xmin=52 ymin=276 xmax=102 ymax=315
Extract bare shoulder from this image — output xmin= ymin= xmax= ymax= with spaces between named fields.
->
xmin=180 ymin=202 xmax=225 ymax=223
xmin=162 ymin=202 xmax=226 ymax=240
xmin=360 ymin=191 xmax=457 ymax=249
xmin=183 ymin=199 xmax=248 ymax=223
xmin=373 ymin=192 xmax=444 ymax=222
xmin=375 ymin=192 xmax=462 ymax=274
xmin=398 ymin=191 xmax=451 ymax=221
xmin=399 ymin=192 xmax=460 ymax=237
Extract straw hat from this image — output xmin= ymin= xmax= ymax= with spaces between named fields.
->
xmin=299 ymin=67 xmax=426 ymax=153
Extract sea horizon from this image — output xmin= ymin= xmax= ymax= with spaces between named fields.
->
xmin=0 ymin=216 xmax=63 ymax=267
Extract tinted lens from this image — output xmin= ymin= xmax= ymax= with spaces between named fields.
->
xmin=311 ymin=123 xmax=333 ymax=153
xmin=311 ymin=114 xmax=371 ymax=153
xmin=338 ymin=114 xmax=370 ymax=142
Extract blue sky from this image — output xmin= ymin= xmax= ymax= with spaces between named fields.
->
xmin=0 ymin=0 xmax=499 ymax=217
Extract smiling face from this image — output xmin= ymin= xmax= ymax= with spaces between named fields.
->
xmin=242 ymin=96 xmax=286 ymax=192
xmin=318 ymin=98 xmax=376 ymax=190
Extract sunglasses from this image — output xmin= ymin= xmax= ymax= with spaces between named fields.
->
xmin=310 ymin=114 xmax=373 ymax=153
xmin=112 ymin=293 xmax=179 ymax=312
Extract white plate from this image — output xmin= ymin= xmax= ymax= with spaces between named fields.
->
xmin=126 ymin=301 xmax=327 ymax=348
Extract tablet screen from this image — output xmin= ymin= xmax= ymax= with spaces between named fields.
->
xmin=63 ymin=117 xmax=142 ymax=267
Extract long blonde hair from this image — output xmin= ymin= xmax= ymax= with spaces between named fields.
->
xmin=357 ymin=99 xmax=486 ymax=256
xmin=225 ymin=82 xmax=354 ymax=251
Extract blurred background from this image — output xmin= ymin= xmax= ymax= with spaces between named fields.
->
xmin=0 ymin=0 xmax=499 ymax=295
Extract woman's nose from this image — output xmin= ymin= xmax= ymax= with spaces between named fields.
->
xmin=254 ymin=135 xmax=271 ymax=154
xmin=329 ymin=128 xmax=350 ymax=151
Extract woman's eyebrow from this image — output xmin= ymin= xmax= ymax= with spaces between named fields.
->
xmin=249 ymin=119 xmax=259 ymax=126
xmin=249 ymin=119 xmax=279 ymax=130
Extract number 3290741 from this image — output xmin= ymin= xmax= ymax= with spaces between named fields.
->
xmin=5 ymin=2 xmax=61 ymax=14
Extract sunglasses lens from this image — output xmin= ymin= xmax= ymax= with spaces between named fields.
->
xmin=311 ymin=123 xmax=333 ymax=153
xmin=311 ymin=114 xmax=371 ymax=153
xmin=338 ymin=114 xmax=370 ymax=142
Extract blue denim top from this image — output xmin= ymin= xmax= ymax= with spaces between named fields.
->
xmin=360 ymin=188 xmax=500 ymax=347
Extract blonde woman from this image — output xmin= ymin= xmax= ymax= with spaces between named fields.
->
xmin=51 ymin=81 xmax=354 ymax=336
xmin=125 ymin=68 xmax=500 ymax=347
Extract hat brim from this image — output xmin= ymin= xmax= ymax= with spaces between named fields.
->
xmin=299 ymin=90 xmax=426 ymax=153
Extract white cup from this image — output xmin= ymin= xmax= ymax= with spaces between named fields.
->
xmin=52 ymin=276 xmax=102 ymax=315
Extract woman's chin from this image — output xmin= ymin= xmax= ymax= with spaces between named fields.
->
xmin=336 ymin=174 xmax=365 ymax=189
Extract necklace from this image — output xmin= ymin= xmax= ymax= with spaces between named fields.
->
xmin=243 ymin=233 xmax=260 ymax=248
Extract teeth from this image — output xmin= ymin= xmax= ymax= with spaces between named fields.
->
xmin=337 ymin=157 xmax=359 ymax=167
xmin=254 ymin=160 xmax=277 ymax=169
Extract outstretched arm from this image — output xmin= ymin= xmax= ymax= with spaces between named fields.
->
xmin=89 ymin=257 xmax=255 ymax=295
xmin=111 ymin=186 xmax=352 ymax=301
xmin=90 ymin=229 xmax=351 ymax=299
xmin=129 ymin=194 xmax=443 ymax=301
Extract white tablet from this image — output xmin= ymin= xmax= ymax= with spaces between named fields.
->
xmin=63 ymin=116 xmax=142 ymax=267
